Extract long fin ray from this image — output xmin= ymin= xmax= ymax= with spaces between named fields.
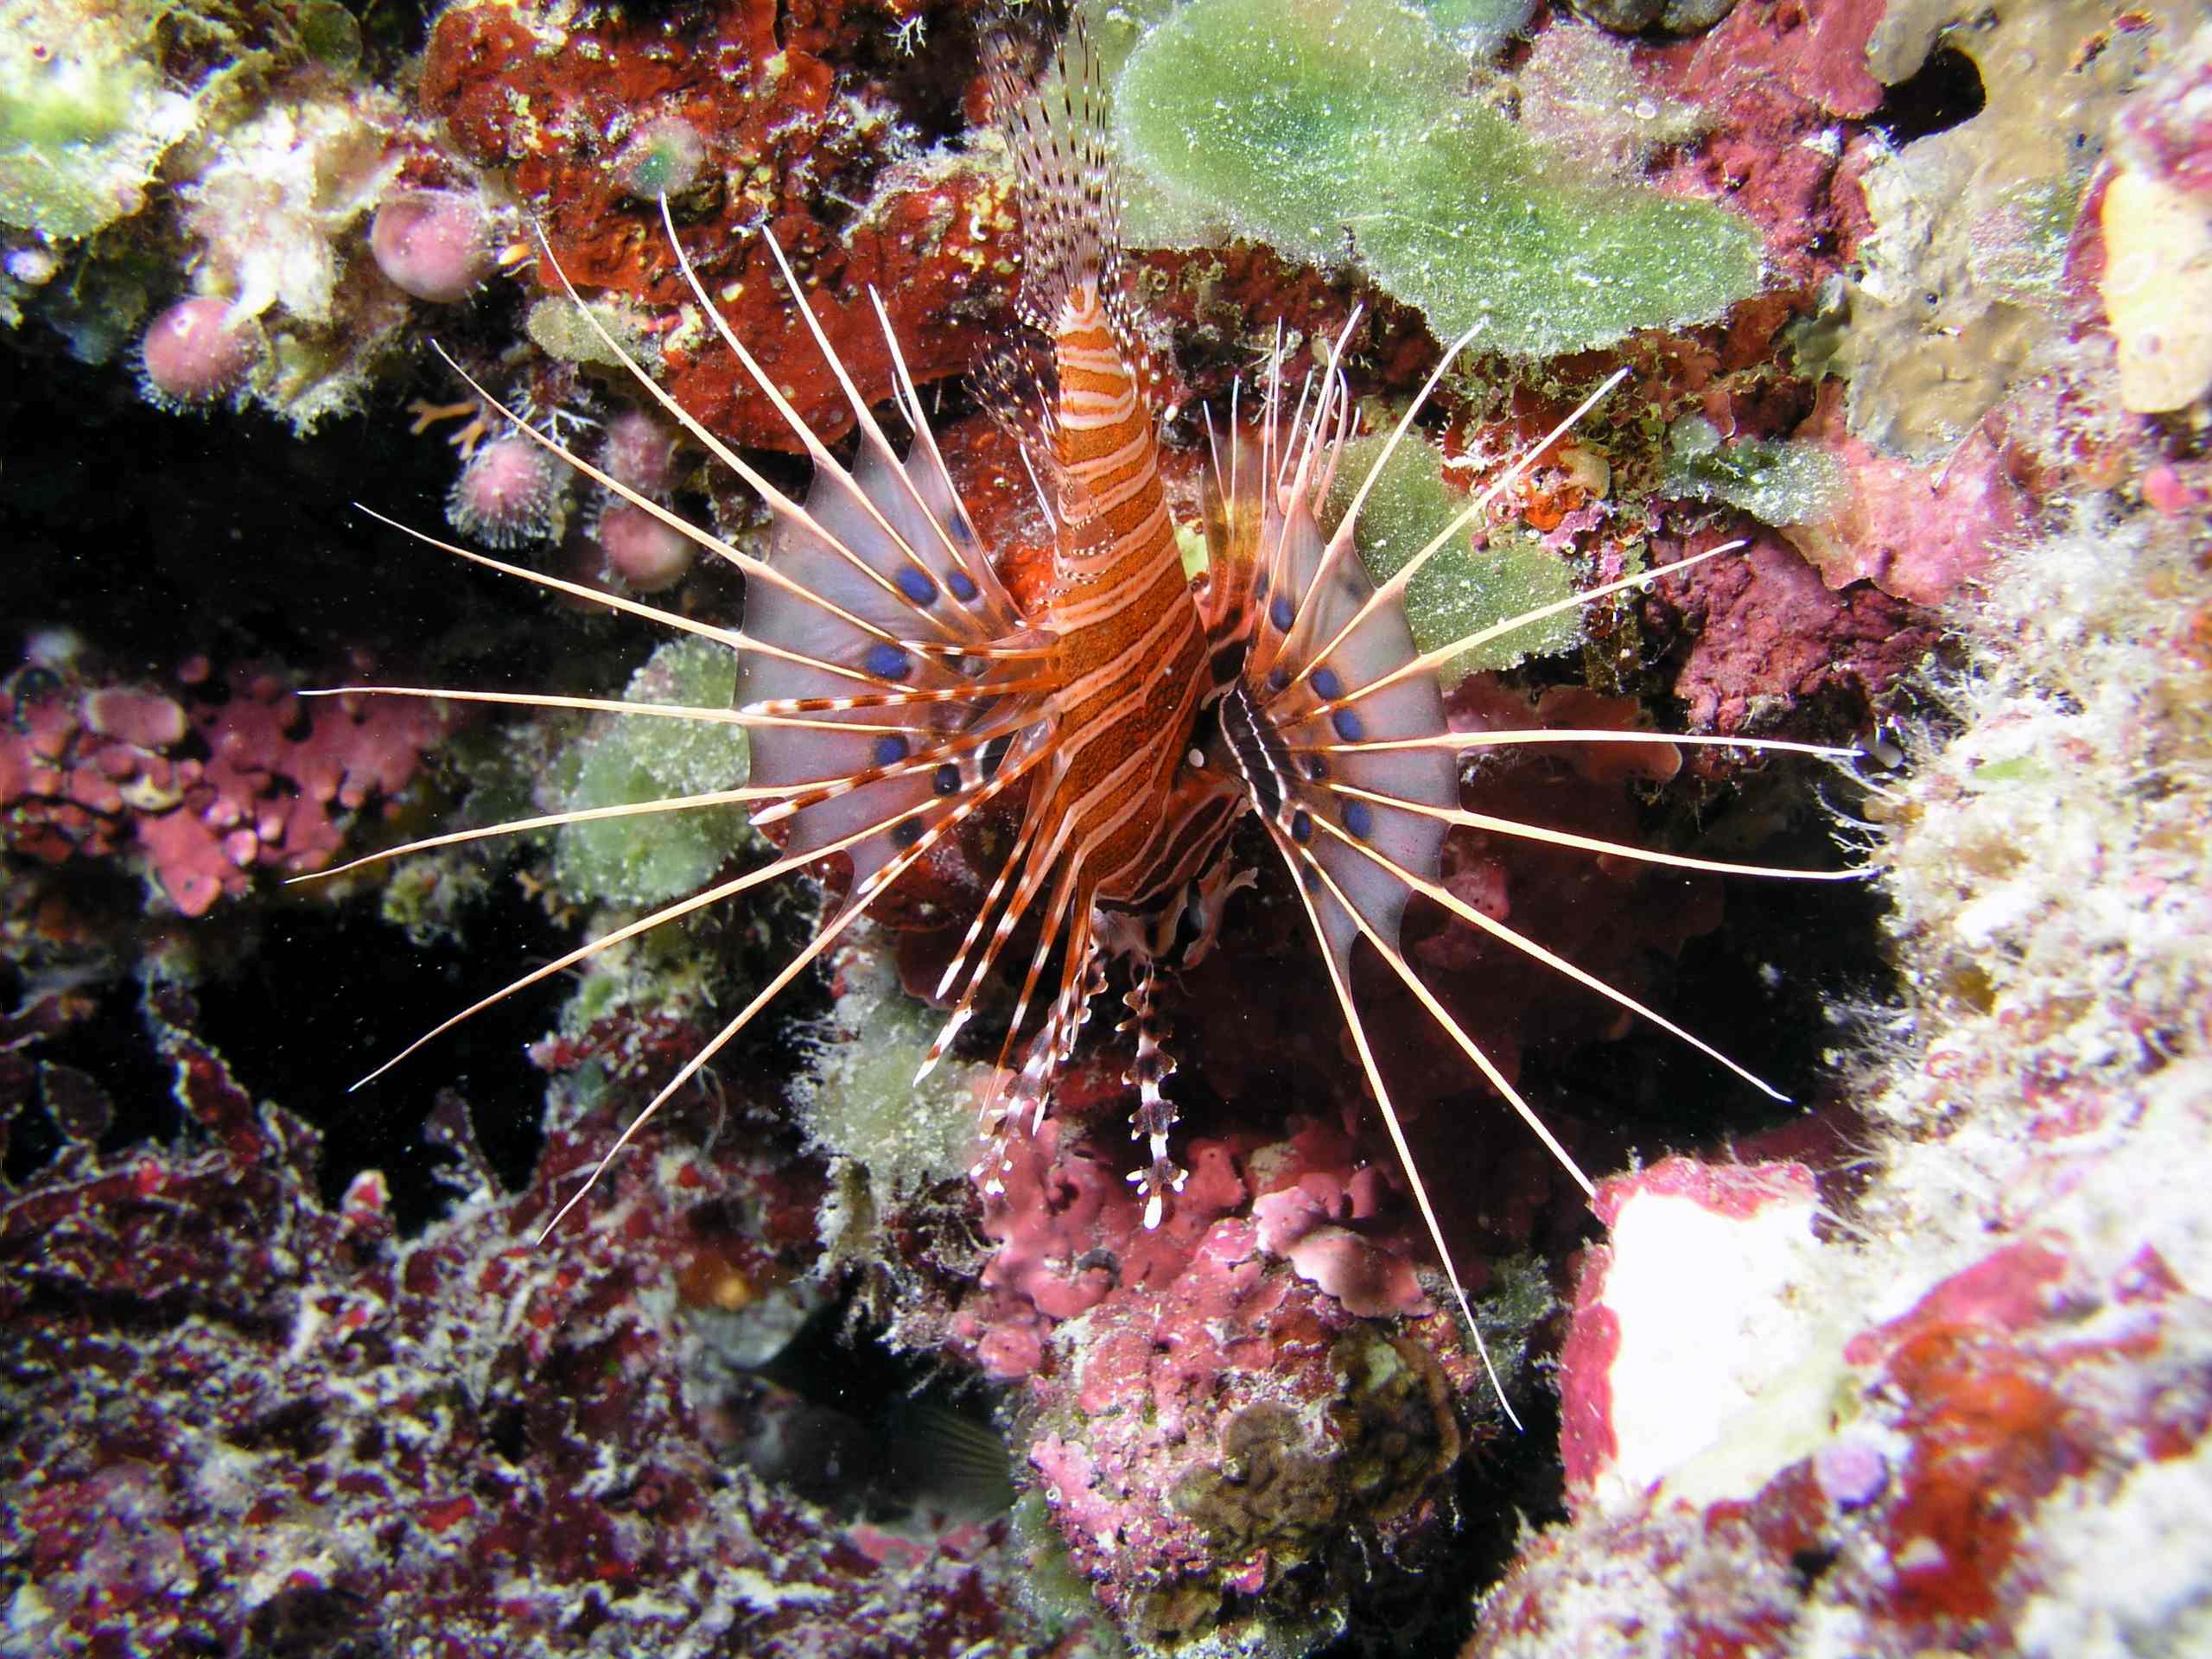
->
xmin=1281 ymin=323 xmax=1484 ymax=673
xmin=353 ymin=505 xmax=741 ymax=651
xmin=1319 ymin=782 xmax=1871 ymax=882
xmin=745 ymin=715 xmax=1029 ymax=828
xmin=1311 ymin=812 xmax=1792 ymax=1103
xmin=736 ymin=223 xmax=998 ymax=640
xmin=353 ymin=864 xmax=772 ymax=1093
xmin=1311 ymin=540 xmax=1749 ymax=721
xmin=291 ymin=787 xmax=765 ymax=884
xmin=867 ymin=286 xmax=1022 ymax=624
xmin=1300 ymin=728 xmax=1862 ymax=760
xmin=303 ymin=683 xmax=920 ymax=735
xmin=517 ymin=238 xmax=966 ymax=645
xmin=741 ymin=672 xmax=1062 ymax=716
xmin=939 ymin=798 xmax=1080 ymax=1036
xmin=664 ymin=215 xmax=985 ymax=647
xmin=354 ymin=729 xmax=1051 ymax=1092
xmin=537 ymin=724 xmax=1058 ymax=1236
xmin=1260 ymin=816 xmax=1526 ymax=1428
xmin=426 ymin=339 xmax=925 ymax=652
xmin=1289 ymin=368 xmax=1631 ymax=695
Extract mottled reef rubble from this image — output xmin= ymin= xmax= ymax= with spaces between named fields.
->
xmin=4 ymin=0 xmax=2212 ymax=1656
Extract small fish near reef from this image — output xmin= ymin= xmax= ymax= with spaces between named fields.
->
xmin=318 ymin=26 xmax=1859 ymax=1412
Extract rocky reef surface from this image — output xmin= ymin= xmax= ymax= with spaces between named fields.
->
xmin=3 ymin=1 xmax=2209 ymax=1655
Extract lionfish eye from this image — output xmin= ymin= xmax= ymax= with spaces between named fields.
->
xmin=1186 ymin=701 xmax=1221 ymax=758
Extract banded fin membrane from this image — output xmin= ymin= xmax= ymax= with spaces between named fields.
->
xmin=1204 ymin=330 xmax=1867 ymax=1421
xmin=305 ymin=205 xmax=1071 ymax=1236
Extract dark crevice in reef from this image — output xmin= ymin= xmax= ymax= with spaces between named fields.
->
xmin=1868 ymin=43 xmax=1986 ymax=148
xmin=841 ymin=3 xmax=1001 ymax=151
xmin=244 ymin=1581 xmax=388 ymax=1659
xmin=2 ymin=931 xmax=177 ymax=1184
xmin=6 ymin=367 xmax=512 ymax=681
xmin=190 ymin=890 xmax=568 ymax=1227
xmin=1559 ymin=802 xmax=1897 ymax=1154
xmin=1319 ymin=1381 xmax=1568 ymax=1659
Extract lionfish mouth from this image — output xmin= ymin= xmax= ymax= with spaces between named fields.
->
xmin=298 ymin=24 xmax=1863 ymax=1418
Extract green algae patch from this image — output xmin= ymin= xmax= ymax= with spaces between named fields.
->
xmin=1111 ymin=0 xmax=1763 ymax=358
xmin=796 ymin=935 xmax=985 ymax=1235
xmin=1322 ymin=428 xmax=1580 ymax=687
xmin=1662 ymin=414 xmax=1847 ymax=527
xmin=553 ymin=638 xmax=755 ymax=910
xmin=525 ymin=295 xmax=664 ymax=374
xmin=0 ymin=0 xmax=202 ymax=242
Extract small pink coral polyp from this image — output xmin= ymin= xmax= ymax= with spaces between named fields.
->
xmin=139 ymin=298 xmax=258 ymax=404
xmin=599 ymin=407 xmax=680 ymax=501
xmin=447 ymin=435 xmax=564 ymax=548
xmin=371 ymin=190 xmax=495 ymax=303
xmin=596 ymin=503 xmax=694 ymax=593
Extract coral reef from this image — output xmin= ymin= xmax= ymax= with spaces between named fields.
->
xmin=0 ymin=982 xmax=1030 ymax=1657
xmin=4 ymin=0 xmax=2210 ymax=1654
xmin=414 ymin=0 xmax=1017 ymax=450
xmin=1463 ymin=308 xmax=2212 ymax=1659
xmin=958 ymin=1110 xmax=1494 ymax=1650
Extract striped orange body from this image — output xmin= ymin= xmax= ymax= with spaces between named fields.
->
xmin=937 ymin=275 xmax=1215 ymax=1214
xmin=1035 ymin=281 xmax=1207 ymax=916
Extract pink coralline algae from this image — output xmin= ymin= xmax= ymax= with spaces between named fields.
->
xmin=960 ymin=1110 xmax=1440 ymax=1382
xmin=1783 ymin=385 xmax=2032 ymax=607
xmin=1644 ymin=0 xmax=1887 ymax=285
xmin=1471 ymin=1226 xmax=2212 ymax=1659
xmin=0 ymin=658 xmax=448 ymax=917
xmin=951 ymin=1102 xmax=1481 ymax=1644
xmin=1655 ymin=527 xmax=1937 ymax=735
xmin=0 ymin=984 xmax=1023 ymax=1658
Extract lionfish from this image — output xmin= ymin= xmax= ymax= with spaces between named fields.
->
xmin=316 ymin=29 xmax=1855 ymax=1411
